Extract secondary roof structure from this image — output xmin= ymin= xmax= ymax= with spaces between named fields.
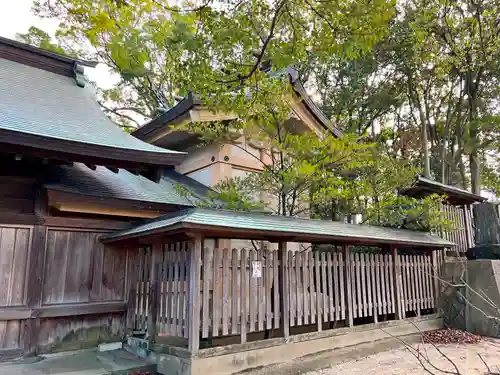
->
xmin=132 ymin=67 xmax=342 ymax=149
xmin=0 ymin=37 xmax=185 ymax=171
xmin=101 ymin=207 xmax=455 ymax=248
xmin=43 ymin=163 xmax=218 ymax=218
xmin=401 ymin=176 xmax=487 ymax=205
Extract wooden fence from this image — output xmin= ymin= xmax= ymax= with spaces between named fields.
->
xmin=439 ymin=204 xmax=474 ymax=257
xmin=130 ymin=245 xmax=438 ymax=343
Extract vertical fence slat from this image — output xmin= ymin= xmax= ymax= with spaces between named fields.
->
xmin=303 ymin=251 xmax=310 ymax=325
xmin=373 ymin=254 xmax=382 ymax=315
xmin=392 ymin=248 xmax=404 ymax=320
xmin=231 ymin=248 xmax=239 ymax=335
xmin=404 ymin=254 xmax=411 ymax=312
xmin=333 ymin=252 xmax=340 ymax=321
xmin=428 ymin=254 xmax=436 ymax=309
xmin=289 ymin=252 xmax=296 ymax=327
xmin=315 ymin=252 xmax=322 ymax=331
xmin=344 ymin=247 xmax=354 ymax=327
xmin=249 ymin=250 xmax=257 ymax=333
xmin=201 ymin=247 xmax=211 ymax=338
xmin=241 ymin=248 xmax=248 ymax=343
xmin=387 ymin=253 xmax=394 ymax=314
xmin=360 ymin=253 xmax=367 ymax=317
xmin=162 ymin=247 xmax=170 ymax=334
xmin=296 ymin=252 xmax=303 ymax=327
xmin=365 ymin=253 xmax=372 ymax=318
xmin=356 ymin=253 xmax=363 ymax=317
xmin=426 ymin=255 xmax=433 ymax=309
xmin=136 ymin=248 xmax=144 ymax=331
xmin=167 ymin=245 xmax=174 ymax=334
xmin=273 ymin=250 xmax=280 ymax=330
xmin=321 ymin=252 xmax=328 ymax=323
xmin=412 ymin=255 xmax=420 ymax=315
xmin=417 ymin=255 xmax=424 ymax=312
xmin=309 ymin=251 xmax=316 ymax=325
xmin=171 ymin=247 xmax=179 ymax=335
xmin=181 ymin=244 xmax=189 ymax=338
xmin=278 ymin=242 xmax=290 ymax=339
xmin=327 ymin=252 xmax=334 ymax=322
xmin=176 ymin=244 xmax=183 ymax=337
xmin=369 ymin=254 xmax=377 ymax=322
xmin=158 ymin=247 xmax=166 ymax=333
xmin=266 ymin=251 xmax=272 ymax=330
xmin=385 ymin=253 xmax=391 ymax=315
xmin=212 ymin=248 xmax=221 ymax=336
xmin=222 ymin=248 xmax=230 ymax=336
xmin=339 ymin=252 xmax=345 ymax=320
xmin=422 ymin=255 xmax=429 ymax=310
xmin=401 ymin=255 xmax=408 ymax=312
xmin=381 ymin=254 xmax=389 ymax=315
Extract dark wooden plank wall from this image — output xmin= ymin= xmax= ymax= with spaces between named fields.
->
xmin=0 ymin=224 xmax=130 ymax=356
xmin=0 ymin=177 xmax=35 ymax=215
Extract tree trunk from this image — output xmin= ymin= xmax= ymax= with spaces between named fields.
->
xmin=407 ymin=71 xmax=431 ymax=178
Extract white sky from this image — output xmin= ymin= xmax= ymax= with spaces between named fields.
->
xmin=0 ymin=0 xmax=116 ymax=88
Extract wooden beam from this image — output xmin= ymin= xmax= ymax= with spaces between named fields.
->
xmin=44 ymin=216 xmax=130 ymax=230
xmin=278 ymin=241 xmax=290 ymax=339
xmin=0 ymin=214 xmax=131 ymax=230
xmin=34 ymin=302 xmax=126 ymax=318
xmin=187 ymin=235 xmax=202 ymax=353
xmin=0 ymin=213 xmax=39 ymax=225
xmin=47 ymin=189 xmax=175 ymax=217
xmin=0 ymin=302 xmax=126 ymax=321
xmin=53 ymin=202 xmax=161 ymax=219
xmin=0 ymin=348 xmax=24 ymax=360
xmin=0 ymin=307 xmax=32 ymax=320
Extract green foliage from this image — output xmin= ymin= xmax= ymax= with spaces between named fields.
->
xmin=363 ymin=195 xmax=454 ymax=233
xmin=31 ymin=0 xmax=395 ymax=125
xmin=16 ymin=27 xmax=73 ymax=56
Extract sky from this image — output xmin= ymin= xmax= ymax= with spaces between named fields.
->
xmin=0 ymin=0 xmax=116 ymax=88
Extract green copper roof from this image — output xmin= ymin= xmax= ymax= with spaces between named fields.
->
xmin=0 ymin=57 xmax=184 ymax=165
xmin=102 ymin=208 xmax=455 ymax=248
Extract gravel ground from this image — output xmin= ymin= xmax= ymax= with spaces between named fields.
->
xmin=310 ymin=339 xmax=500 ymax=375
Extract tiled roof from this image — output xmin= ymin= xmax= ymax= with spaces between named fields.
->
xmin=0 ymin=57 xmax=184 ymax=165
xmin=44 ymin=163 xmax=213 ymax=207
xmin=102 ymin=207 xmax=455 ymax=248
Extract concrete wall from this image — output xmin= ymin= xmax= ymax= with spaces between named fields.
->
xmin=441 ymin=259 xmax=500 ymax=337
xmin=155 ymin=315 xmax=442 ymax=375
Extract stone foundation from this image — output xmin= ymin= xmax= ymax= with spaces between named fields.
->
xmin=153 ymin=315 xmax=442 ymax=375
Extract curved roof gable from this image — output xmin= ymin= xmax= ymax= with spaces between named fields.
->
xmin=132 ymin=68 xmax=342 ymax=144
xmin=0 ymin=37 xmax=185 ymax=168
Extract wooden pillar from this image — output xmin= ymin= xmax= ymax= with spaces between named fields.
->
xmin=188 ymin=235 xmax=203 ymax=353
xmin=463 ymin=204 xmax=474 ymax=249
xmin=278 ymin=241 xmax=290 ymax=340
xmin=147 ymin=243 xmax=162 ymax=343
xmin=391 ymin=246 xmax=404 ymax=320
xmin=23 ymin=184 xmax=48 ymax=354
xmin=431 ymin=249 xmax=440 ymax=309
xmin=343 ymin=245 xmax=354 ymax=327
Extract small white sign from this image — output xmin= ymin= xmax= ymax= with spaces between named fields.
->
xmin=252 ymin=261 xmax=262 ymax=278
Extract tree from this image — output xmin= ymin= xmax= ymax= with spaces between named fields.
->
xmin=16 ymin=26 xmax=70 ymax=56
xmin=31 ymin=0 xmax=395 ymax=126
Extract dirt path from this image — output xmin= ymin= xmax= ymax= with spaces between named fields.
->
xmin=311 ymin=339 xmax=500 ymax=375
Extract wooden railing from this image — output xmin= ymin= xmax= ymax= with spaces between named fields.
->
xmin=130 ymin=244 xmax=439 ymax=344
